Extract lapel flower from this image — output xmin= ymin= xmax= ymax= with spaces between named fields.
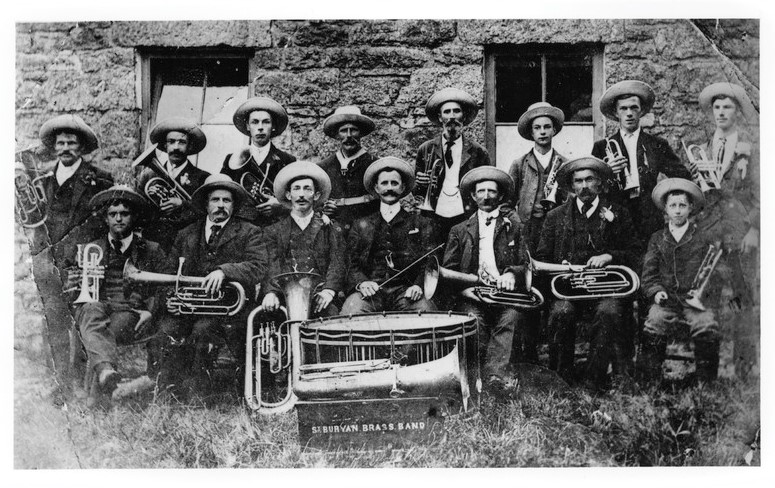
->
xmin=599 ymin=206 xmax=615 ymax=222
xmin=321 ymin=213 xmax=331 ymax=226
xmin=179 ymin=173 xmax=191 ymax=186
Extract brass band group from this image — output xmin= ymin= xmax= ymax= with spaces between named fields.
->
xmin=15 ymin=78 xmax=759 ymax=407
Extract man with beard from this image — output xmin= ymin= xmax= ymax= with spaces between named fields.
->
xmin=155 ymin=174 xmax=265 ymax=396
xmin=260 ymin=162 xmax=344 ymax=318
xmin=442 ymin=167 xmax=528 ymax=390
xmin=415 ymin=88 xmax=491 ymax=240
xmin=536 ymin=157 xmax=639 ymax=391
xmin=318 ymin=106 xmax=379 ymax=235
xmin=65 ymin=186 xmax=164 ymax=404
xmin=137 ymin=117 xmax=210 ymax=252
xmin=221 ymin=96 xmax=296 ymax=227
xmin=341 ymin=157 xmax=436 ymax=315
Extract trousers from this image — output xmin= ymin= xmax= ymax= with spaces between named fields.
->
xmin=74 ymin=301 xmax=141 ymax=369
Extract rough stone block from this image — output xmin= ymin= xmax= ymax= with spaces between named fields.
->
xmin=458 ymin=19 xmax=625 ymax=44
xmin=253 ymin=69 xmax=340 ymax=107
xmin=95 ymin=111 xmax=142 ymax=160
xmin=271 ymin=20 xmax=354 ymax=48
xmin=431 ymin=43 xmax=484 ymax=66
xmin=80 ymin=48 xmax=136 ymax=73
xmin=254 ymin=46 xmax=430 ymax=71
xmin=41 ymin=68 xmax=136 ymax=112
xmin=110 ymin=21 xmax=252 ymax=47
xmin=652 ymin=24 xmax=714 ymax=59
xmin=395 ymin=66 xmax=484 ymax=108
xmin=338 ymin=76 xmax=406 ymax=106
xmin=349 ymin=20 xmax=456 ymax=47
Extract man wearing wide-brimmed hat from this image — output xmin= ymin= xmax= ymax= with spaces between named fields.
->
xmin=155 ymin=174 xmax=265 ymax=396
xmin=260 ymin=161 xmax=345 ymax=318
xmin=341 ymin=157 xmax=437 ymax=315
xmin=66 ymin=185 xmax=165 ymax=403
xmin=221 ymin=96 xmax=297 ymax=226
xmin=637 ymin=178 xmax=721 ymax=384
xmin=414 ymin=87 xmax=491 ymax=238
xmin=317 ymin=105 xmax=379 ymax=235
xmin=442 ymin=167 xmax=528 ymax=391
xmin=591 ymin=80 xmax=690 ymax=250
xmin=536 ymin=157 xmax=639 ymax=391
xmin=138 ymin=117 xmax=211 ymax=251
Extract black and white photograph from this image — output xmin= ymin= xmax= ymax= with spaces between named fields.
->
xmin=9 ymin=2 xmax=768 ymax=480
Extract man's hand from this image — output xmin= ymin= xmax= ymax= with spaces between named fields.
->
xmin=262 ymin=292 xmax=281 ymax=312
xmin=496 ymin=272 xmax=516 ymax=292
xmin=203 ymin=269 xmax=226 ymax=295
xmin=605 ymin=154 xmax=629 ymax=174
xmin=314 ymin=289 xmax=336 ymax=314
xmin=133 ymin=309 xmax=153 ymax=337
xmin=741 ymin=227 xmax=759 ymax=254
xmin=415 ymin=171 xmax=431 ymax=186
xmin=358 ymin=281 xmax=380 ymax=298
xmin=159 ymin=196 xmax=183 ymax=214
xmin=256 ymin=196 xmax=282 ymax=217
xmin=654 ymin=291 xmax=668 ymax=305
xmin=586 ymin=253 xmax=613 ymax=269
xmin=404 ymin=285 xmax=423 ymax=301
xmin=322 ymin=199 xmax=338 ymax=217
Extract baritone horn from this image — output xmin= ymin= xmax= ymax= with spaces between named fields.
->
xmin=14 ymin=147 xmax=50 ymax=228
xmin=123 ymin=258 xmax=246 ymax=316
xmin=528 ymin=252 xmax=639 ymax=300
xmin=685 ymin=243 xmax=723 ymax=311
xmin=73 ymin=243 xmax=105 ymax=304
xmin=681 ymin=140 xmax=720 ymax=192
xmin=604 ymin=138 xmax=638 ymax=192
xmin=132 ymin=144 xmax=192 ymax=208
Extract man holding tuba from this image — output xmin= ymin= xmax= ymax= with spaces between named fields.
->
xmin=154 ymin=174 xmax=265 ymax=395
xmin=536 ymin=157 xmax=639 ymax=391
xmin=65 ymin=186 xmax=164 ymax=400
xmin=137 ymin=117 xmax=211 ymax=251
xmin=260 ymin=161 xmax=345 ymax=317
xmin=442 ymin=167 xmax=528 ymax=391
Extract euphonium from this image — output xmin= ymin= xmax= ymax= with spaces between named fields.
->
xmin=14 ymin=147 xmax=49 ymax=228
xmin=528 ymin=251 xmax=640 ymax=300
xmin=685 ymin=244 xmax=724 ymax=311
xmin=132 ymin=144 xmax=192 ymax=208
xmin=418 ymin=152 xmax=443 ymax=213
xmin=604 ymin=138 xmax=638 ymax=192
xmin=680 ymin=140 xmax=720 ymax=192
xmin=74 ymin=243 xmax=104 ymax=304
xmin=123 ymin=258 xmax=246 ymax=316
xmin=540 ymin=155 xmax=562 ymax=210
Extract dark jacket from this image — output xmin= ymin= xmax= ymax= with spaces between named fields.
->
xmin=262 ymin=213 xmax=346 ymax=297
xmin=414 ymin=135 xmax=491 ymax=216
xmin=592 ymin=131 xmax=690 ymax=248
xmin=318 ymin=150 xmax=379 ymax=231
xmin=508 ymin=148 xmax=568 ymax=221
xmin=536 ymin=196 xmax=640 ymax=270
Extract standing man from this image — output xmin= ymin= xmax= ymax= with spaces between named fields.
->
xmin=137 ymin=117 xmax=210 ymax=251
xmin=591 ymin=80 xmax=691 ymax=252
xmin=318 ymin=105 xmax=379 ymax=235
xmin=261 ymin=161 xmax=345 ymax=318
xmin=415 ymin=88 xmax=491 ymax=240
xmin=221 ymin=96 xmax=297 ymax=226
xmin=66 ymin=186 xmax=165 ymax=403
xmin=443 ymin=167 xmax=528 ymax=389
xmin=536 ymin=157 xmax=640 ymax=391
xmin=155 ymin=174 xmax=265 ymax=395
xmin=341 ymin=157 xmax=437 ymax=315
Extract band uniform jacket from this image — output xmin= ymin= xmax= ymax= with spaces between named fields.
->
xmin=318 ymin=151 xmax=378 ymax=231
xmin=164 ymin=217 xmax=266 ymax=297
xmin=220 ymin=144 xmax=296 ymax=226
xmin=442 ymin=212 xmax=527 ymax=283
xmin=591 ymin=131 xmax=690 ymax=248
xmin=137 ymin=161 xmax=210 ymax=246
xmin=414 ymin=135 xmax=491 ymax=216
xmin=346 ymin=209 xmax=436 ymax=292
xmin=509 ymin=149 xmax=568 ymax=222
xmin=536 ymin=196 xmax=640 ymax=270
xmin=262 ymin=213 xmax=346 ymax=298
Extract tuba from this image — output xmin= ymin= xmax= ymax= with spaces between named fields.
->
xmin=604 ymin=138 xmax=638 ymax=192
xmin=73 ymin=244 xmax=105 ymax=304
xmin=528 ymin=252 xmax=640 ymax=300
xmin=685 ymin=244 xmax=723 ymax=310
xmin=132 ymin=144 xmax=192 ymax=208
xmin=123 ymin=258 xmax=246 ymax=316
xmin=681 ymin=140 xmax=720 ymax=192
xmin=423 ymin=256 xmax=544 ymax=310
xmin=14 ymin=147 xmax=50 ymax=228
xmin=418 ymin=150 xmax=443 ymax=213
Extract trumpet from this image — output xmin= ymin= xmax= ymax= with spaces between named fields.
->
xmin=540 ymin=155 xmax=562 ymax=210
xmin=14 ymin=147 xmax=49 ymax=228
xmin=604 ymin=138 xmax=638 ymax=192
xmin=681 ymin=140 xmax=720 ymax=192
xmin=528 ymin=252 xmax=640 ymax=300
xmin=132 ymin=144 xmax=192 ymax=208
xmin=418 ymin=151 xmax=443 ymax=213
xmin=123 ymin=258 xmax=246 ymax=316
xmin=685 ymin=244 xmax=723 ymax=310
xmin=73 ymin=243 xmax=105 ymax=304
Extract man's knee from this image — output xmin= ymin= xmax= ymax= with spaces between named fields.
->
xmin=596 ymin=298 xmax=625 ymax=321
xmin=341 ymin=293 xmax=374 ymax=314
xmin=643 ymin=304 xmax=677 ymax=337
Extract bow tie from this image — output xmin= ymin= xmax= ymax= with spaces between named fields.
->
xmin=484 ymin=214 xmax=498 ymax=226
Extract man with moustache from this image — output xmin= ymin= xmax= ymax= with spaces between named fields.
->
xmin=137 ymin=117 xmax=210 ymax=252
xmin=155 ymin=174 xmax=265 ymax=395
xmin=318 ymin=106 xmax=379 ymax=235
xmin=341 ymin=157 xmax=436 ymax=315
xmin=221 ymin=96 xmax=296 ymax=227
xmin=260 ymin=162 xmax=345 ymax=318
xmin=536 ymin=157 xmax=639 ymax=391
xmin=415 ymin=88 xmax=491 ymax=239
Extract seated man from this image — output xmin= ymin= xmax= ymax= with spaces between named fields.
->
xmin=638 ymin=179 xmax=720 ymax=383
xmin=536 ymin=157 xmax=639 ymax=391
xmin=66 ymin=186 xmax=164 ymax=401
xmin=341 ymin=157 xmax=436 ymax=315
xmin=261 ymin=161 xmax=345 ymax=318
xmin=443 ymin=167 xmax=528 ymax=390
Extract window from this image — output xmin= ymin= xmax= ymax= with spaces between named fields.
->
xmin=140 ymin=50 xmax=254 ymax=174
xmin=485 ymin=45 xmax=604 ymax=170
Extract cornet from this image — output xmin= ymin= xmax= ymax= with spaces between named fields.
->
xmin=680 ymin=140 xmax=720 ymax=192
xmin=418 ymin=151 xmax=443 ymax=213
xmin=240 ymin=171 xmax=274 ymax=204
xmin=14 ymin=147 xmax=50 ymax=228
xmin=73 ymin=243 xmax=105 ymax=304
xmin=528 ymin=252 xmax=640 ymax=300
xmin=604 ymin=138 xmax=639 ymax=192
xmin=540 ymin=155 xmax=562 ymax=210
xmin=685 ymin=244 xmax=723 ymax=311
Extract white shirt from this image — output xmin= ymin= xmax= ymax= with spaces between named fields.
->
xmin=55 ymin=158 xmax=83 ymax=186
xmin=108 ymin=232 xmax=134 ymax=254
xmin=576 ymin=196 xmax=600 ymax=218
xmin=336 ymin=148 xmax=366 ymax=172
xmin=435 ymin=135 xmax=465 ymax=218
xmin=669 ymin=221 xmax=689 ymax=243
xmin=249 ymin=142 xmax=272 ymax=167
xmin=165 ymin=159 xmax=190 ymax=181
xmin=712 ymin=129 xmax=739 ymax=175
xmin=620 ymin=127 xmax=642 ymax=190
xmin=532 ymin=147 xmax=554 ymax=171
xmin=477 ymin=209 xmax=501 ymax=280
xmin=380 ymin=201 xmax=401 ymax=223
xmin=205 ymin=217 xmax=230 ymax=243
xmin=291 ymin=211 xmax=314 ymax=231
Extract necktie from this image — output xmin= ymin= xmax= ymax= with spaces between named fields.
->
xmin=111 ymin=238 xmax=122 ymax=254
xmin=581 ymin=202 xmax=592 ymax=217
xmin=444 ymin=140 xmax=455 ymax=168
xmin=717 ymin=137 xmax=727 ymax=167
xmin=208 ymin=225 xmax=222 ymax=245
xmin=485 ymin=214 xmax=496 ymax=226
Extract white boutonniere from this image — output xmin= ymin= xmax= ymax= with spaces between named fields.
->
xmin=179 ymin=173 xmax=191 ymax=186
xmin=321 ymin=214 xmax=331 ymax=226
xmin=734 ymin=143 xmax=751 ymax=180
xmin=599 ymin=206 xmax=615 ymax=222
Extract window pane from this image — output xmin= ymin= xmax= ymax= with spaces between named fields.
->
xmin=156 ymin=85 xmax=204 ymax=122
xmin=193 ymin=124 xmax=248 ymax=174
xmin=546 ymin=54 xmax=593 ymax=122
xmin=495 ymin=56 xmax=542 ymax=123
xmin=203 ymin=86 xmax=248 ymax=124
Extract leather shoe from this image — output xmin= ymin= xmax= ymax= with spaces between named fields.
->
xmin=98 ymin=368 xmax=122 ymax=394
